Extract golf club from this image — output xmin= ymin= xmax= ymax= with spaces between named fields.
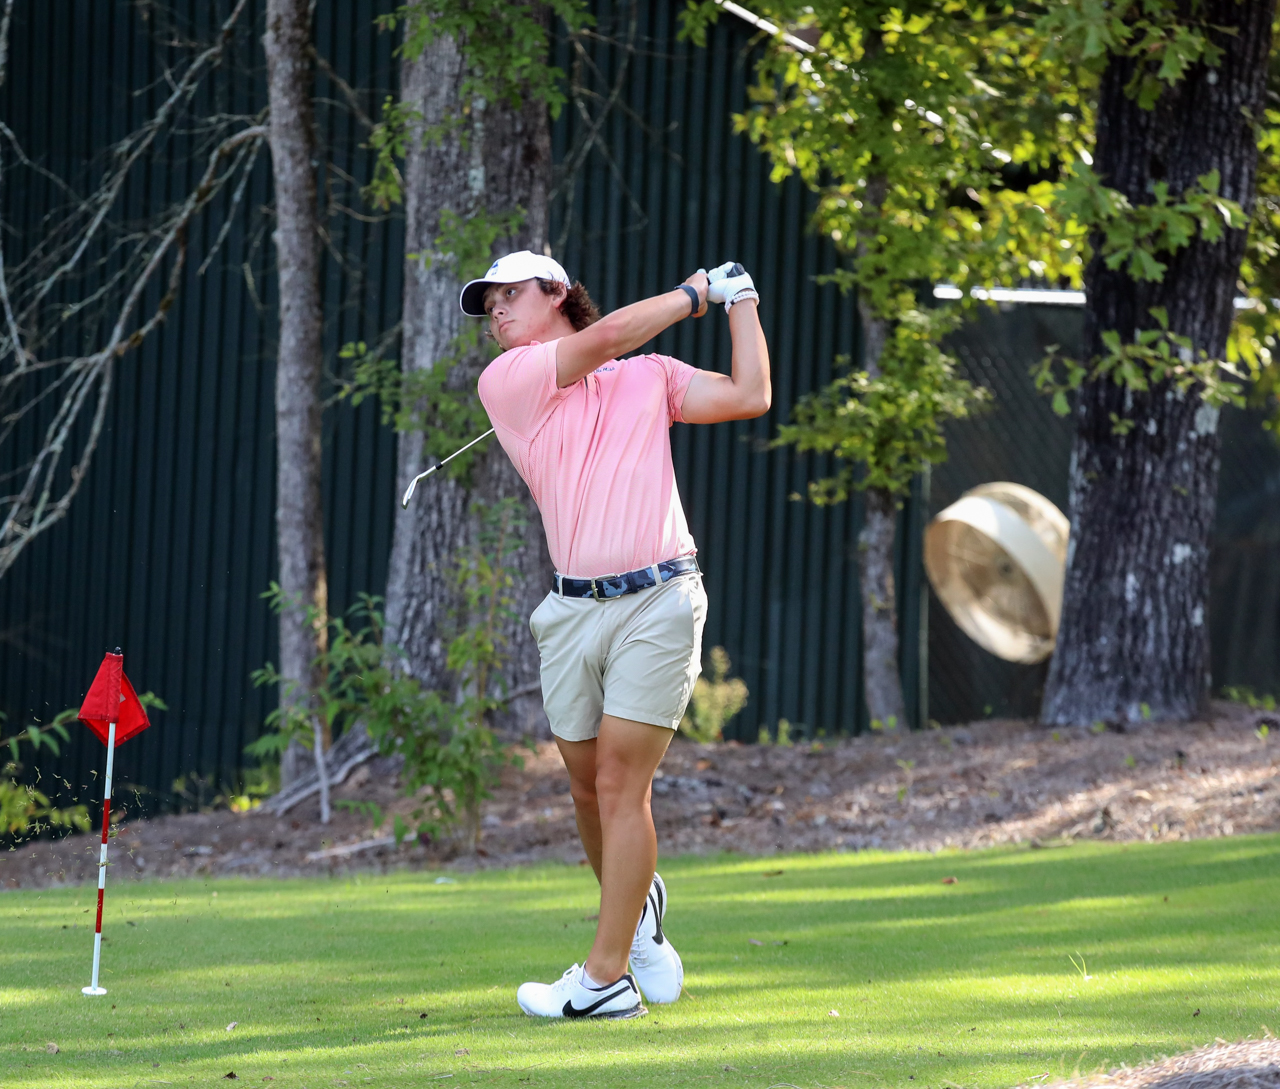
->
xmin=400 ymin=428 xmax=496 ymax=508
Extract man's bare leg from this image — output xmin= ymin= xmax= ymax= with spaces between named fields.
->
xmin=583 ymin=714 xmax=672 ymax=984
xmin=556 ymin=734 xmax=603 ymax=881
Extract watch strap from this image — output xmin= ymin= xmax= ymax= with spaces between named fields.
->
xmin=675 ymin=283 xmax=700 ymax=315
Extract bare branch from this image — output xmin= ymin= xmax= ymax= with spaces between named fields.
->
xmin=0 ymin=0 xmax=14 ymax=89
xmin=310 ymin=46 xmax=376 ymax=132
xmin=25 ymin=0 xmax=250 ymax=319
xmin=0 ymin=0 xmax=267 ymax=585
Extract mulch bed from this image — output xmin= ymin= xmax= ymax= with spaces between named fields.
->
xmin=1015 ymin=1038 xmax=1280 ymax=1089
xmin=3 ymin=701 xmax=1277 ymax=890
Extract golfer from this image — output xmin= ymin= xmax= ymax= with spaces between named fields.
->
xmin=461 ymin=251 xmax=770 ymax=1019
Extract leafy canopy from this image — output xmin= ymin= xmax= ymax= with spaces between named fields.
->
xmin=681 ymin=0 xmax=1274 ymax=494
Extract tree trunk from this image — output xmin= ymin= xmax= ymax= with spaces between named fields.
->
xmin=383 ymin=22 xmax=552 ymax=735
xmin=1041 ymin=0 xmax=1275 ymax=727
xmin=264 ymin=0 xmax=329 ymax=810
xmin=859 ymin=483 xmax=906 ymax=728
xmin=855 ymin=173 xmax=908 ymax=729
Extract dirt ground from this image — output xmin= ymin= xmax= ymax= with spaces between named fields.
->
xmin=3 ymin=701 xmax=1277 ymax=891
xmin=1015 ymin=1037 xmax=1280 ymax=1089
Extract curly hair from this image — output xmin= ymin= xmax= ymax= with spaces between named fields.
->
xmin=537 ymin=277 xmax=600 ymax=331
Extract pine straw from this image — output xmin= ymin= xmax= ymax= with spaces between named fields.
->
xmin=3 ymin=700 xmax=1277 ymax=888
xmin=1019 ymin=1039 xmax=1280 ymax=1089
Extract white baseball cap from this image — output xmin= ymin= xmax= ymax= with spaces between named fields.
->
xmin=459 ymin=250 xmax=572 ymax=317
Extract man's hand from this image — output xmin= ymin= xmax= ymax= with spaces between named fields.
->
xmin=706 ymin=261 xmax=758 ymax=310
xmin=678 ymin=261 xmax=770 ymax=424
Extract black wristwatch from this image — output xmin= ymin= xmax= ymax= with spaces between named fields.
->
xmin=675 ymin=283 xmax=700 ymax=316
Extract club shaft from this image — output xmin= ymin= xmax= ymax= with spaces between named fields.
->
xmin=438 ymin=427 xmax=495 ymax=467
xmin=401 ymin=428 xmax=495 ymax=507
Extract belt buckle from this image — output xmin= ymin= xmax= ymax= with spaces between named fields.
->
xmin=592 ymin=575 xmax=628 ymax=600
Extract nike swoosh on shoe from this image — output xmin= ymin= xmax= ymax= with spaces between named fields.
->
xmin=562 ymin=985 xmax=634 ymax=1018
xmin=649 ymin=892 xmax=666 ymax=946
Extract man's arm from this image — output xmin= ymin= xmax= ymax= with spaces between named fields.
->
xmin=554 ymin=272 xmax=708 ymax=389
xmin=678 ymin=300 xmax=771 ymax=423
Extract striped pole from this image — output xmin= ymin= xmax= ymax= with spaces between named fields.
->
xmin=82 ymin=719 xmax=116 ymax=997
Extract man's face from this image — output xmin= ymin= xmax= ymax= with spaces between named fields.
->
xmin=483 ymin=279 xmax=563 ymax=351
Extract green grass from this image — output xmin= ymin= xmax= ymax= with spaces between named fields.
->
xmin=2 ymin=837 xmax=1278 ymax=1089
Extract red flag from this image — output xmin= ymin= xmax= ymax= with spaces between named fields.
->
xmin=78 ymin=651 xmax=150 ymax=747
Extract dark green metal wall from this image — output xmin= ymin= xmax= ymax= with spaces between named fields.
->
xmin=0 ymin=0 xmax=925 ymax=810
xmin=0 ymin=0 xmax=403 ymax=806
xmin=3 ymin=0 xmax=1275 ymax=813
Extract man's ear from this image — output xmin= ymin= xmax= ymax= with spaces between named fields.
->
xmin=549 ymin=283 xmax=568 ymax=310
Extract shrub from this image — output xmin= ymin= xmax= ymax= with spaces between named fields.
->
xmin=1 ymin=710 xmax=90 ymax=839
xmin=249 ymin=498 xmax=529 ymax=851
xmin=681 ymin=647 xmax=749 ymax=742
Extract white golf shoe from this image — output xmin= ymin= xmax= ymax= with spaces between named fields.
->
xmin=629 ymin=872 xmax=684 ymax=1003
xmin=516 ymin=963 xmax=647 ymax=1019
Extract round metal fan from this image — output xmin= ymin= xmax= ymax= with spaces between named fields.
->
xmin=924 ymin=482 xmax=1070 ymax=664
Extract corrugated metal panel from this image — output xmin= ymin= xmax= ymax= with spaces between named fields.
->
xmin=0 ymin=0 xmax=403 ymax=807
xmin=5 ymin=0 xmax=1276 ymax=808
xmin=1 ymin=0 xmax=921 ymax=803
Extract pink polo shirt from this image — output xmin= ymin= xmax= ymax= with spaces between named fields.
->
xmin=477 ymin=339 xmax=699 ymax=579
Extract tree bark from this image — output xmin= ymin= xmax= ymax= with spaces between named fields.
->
xmin=1041 ymin=0 xmax=1275 ymax=726
xmin=856 ymin=173 xmax=908 ymax=729
xmin=383 ymin=22 xmax=552 ymax=736
xmin=264 ymin=0 xmax=330 ymax=808
xmin=859 ymin=482 xmax=906 ymax=728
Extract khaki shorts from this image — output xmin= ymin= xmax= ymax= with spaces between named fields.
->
xmin=529 ymin=572 xmax=708 ymax=742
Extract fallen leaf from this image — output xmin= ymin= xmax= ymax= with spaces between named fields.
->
xmin=762 ymin=870 xmax=784 ymax=877
xmin=723 ymin=1065 xmax=738 ymax=1072
xmin=1194 ymin=1009 xmax=1201 ymax=1017
xmin=262 ymin=1079 xmax=274 ymax=1083
xmin=748 ymin=938 xmax=764 ymax=946
xmin=46 ymin=1042 xmax=59 ymax=1054
xmin=420 ymin=1012 xmax=428 ymax=1019
xmin=222 ymin=1073 xmax=238 ymax=1081
xmin=226 ymin=1022 xmax=237 ymax=1031
xmin=941 ymin=876 xmax=958 ymax=884
xmin=455 ymin=1047 xmax=470 ymax=1056
xmin=829 ymin=1009 xmax=840 ymax=1017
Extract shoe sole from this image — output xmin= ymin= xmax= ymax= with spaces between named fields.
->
xmin=583 ymin=1002 xmax=648 ymax=1020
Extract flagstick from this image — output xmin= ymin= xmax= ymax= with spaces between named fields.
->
xmin=82 ymin=719 xmax=116 ymax=997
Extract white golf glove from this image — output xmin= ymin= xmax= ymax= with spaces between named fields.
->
xmin=705 ymin=261 xmax=760 ymax=311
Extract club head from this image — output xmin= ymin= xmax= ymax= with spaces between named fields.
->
xmin=400 ymin=465 xmax=439 ymax=508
